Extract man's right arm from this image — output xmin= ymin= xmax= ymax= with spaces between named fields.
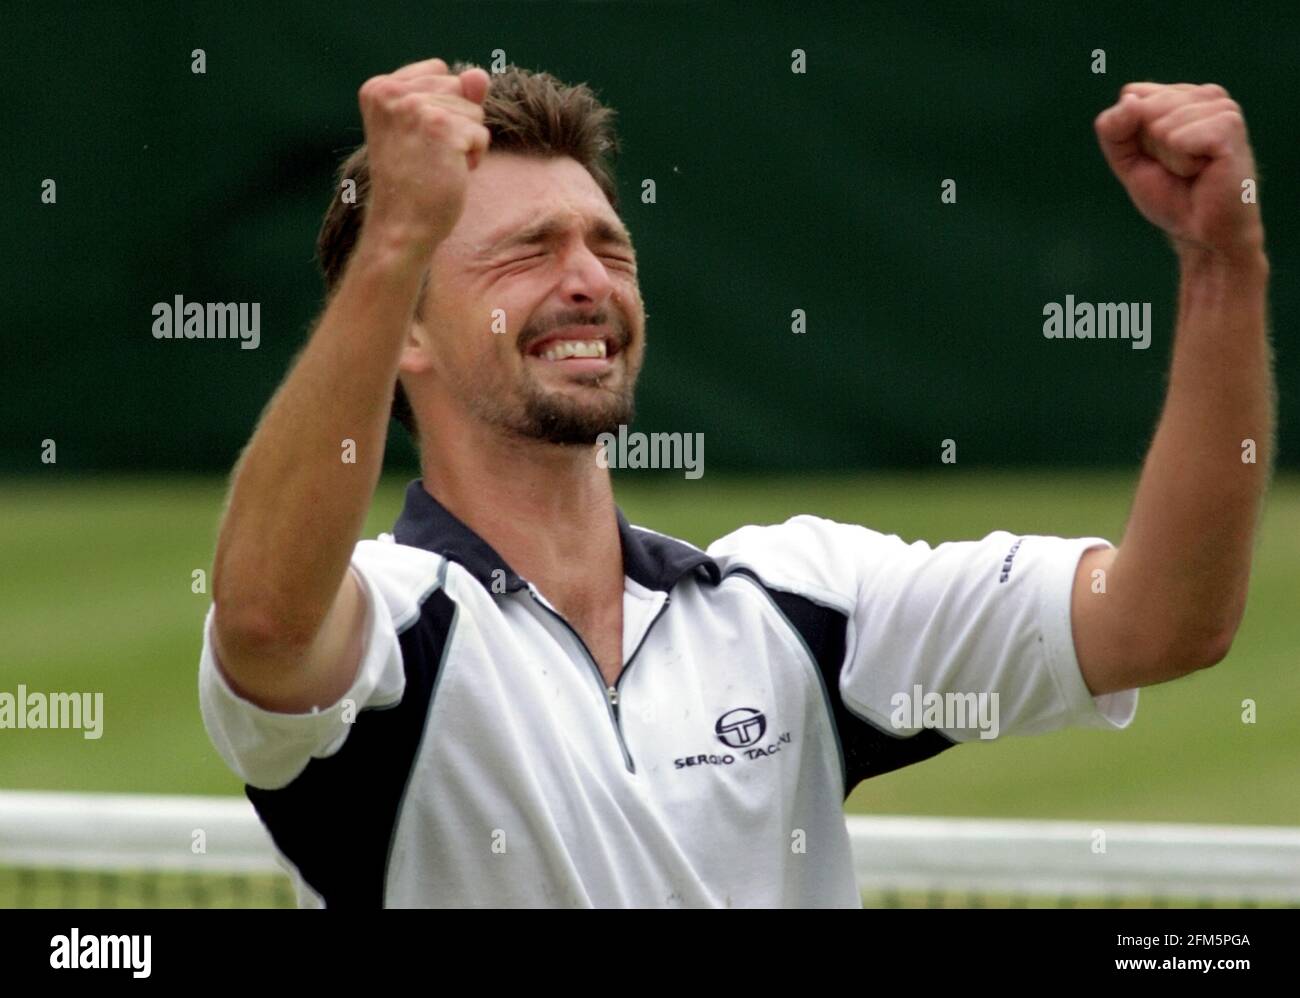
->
xmin=211 ymin=239 xmax=424 ymax=713
xmin=209 ymin=59 xmax=490 ymax=713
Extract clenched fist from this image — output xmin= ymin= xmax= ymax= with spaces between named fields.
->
xmin=1095 ymin=82 xmax=1264 ymax=263
xmin=358 ymin=58 xmax=492 ymax=258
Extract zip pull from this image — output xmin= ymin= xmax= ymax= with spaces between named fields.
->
xmin=607 ymin=686 xmax=619 ymax=706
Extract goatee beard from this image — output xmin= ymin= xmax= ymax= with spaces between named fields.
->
xmin=514 ymin=380 xmax=637 ymax=446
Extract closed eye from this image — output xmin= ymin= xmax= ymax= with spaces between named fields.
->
xmin=503 ymin=251 xmax=634 ymax=269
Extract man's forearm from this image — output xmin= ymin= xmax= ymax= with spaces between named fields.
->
xmin=1112 ymin=247 xmax=1274 ymax=663
xmin=212 ymin=231 xmax=427 ymax=648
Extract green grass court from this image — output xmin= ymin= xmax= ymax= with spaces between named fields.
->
xmin=3 ymin=471 xmax=1297 ymax=827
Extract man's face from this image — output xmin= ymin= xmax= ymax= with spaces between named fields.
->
xmin=410 ymin=152 xmax=645 ymax=446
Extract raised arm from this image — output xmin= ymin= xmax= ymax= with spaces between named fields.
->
xmin=1072 ymin=82 xmax=1273 ymax=696
xmin=210 ymin=59 xmax=490 ymax=711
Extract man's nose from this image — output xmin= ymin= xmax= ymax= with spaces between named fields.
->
xmin=556 ymin=244 xmax=615 ymax=303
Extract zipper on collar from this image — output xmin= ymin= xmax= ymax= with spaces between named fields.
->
xmin=607 ymin=595 xmax=671 ymax=768
xmin=526 ymin=586 xmax=637 ymax=773
xmin=617 ymin=594 xmax=669 ymax=700
xmin=525 ymin=586 xmax=673 ymax=776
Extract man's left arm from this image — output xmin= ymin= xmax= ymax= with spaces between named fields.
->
xmin=1073 ymin=82 xmax=1274 ymax=697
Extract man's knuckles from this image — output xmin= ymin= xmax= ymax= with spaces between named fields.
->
xmin=1144 ymin=98 xmax=1244 ymax=157
xmin=366 ymin=91 xmax=485 ymax=133
xmin=1154 ymin=97 xmax=1242 ymax=132
xmin=361 ymin=75 xmax=481 ymax=113
xmin=358 ymin=75 xmax=396 ymax=105
xmin=1121 ymin=81 xmax=1228 ymax=98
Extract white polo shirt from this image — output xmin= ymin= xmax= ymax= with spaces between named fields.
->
xmin=198 ymin=480 xmax=1138 ymax=908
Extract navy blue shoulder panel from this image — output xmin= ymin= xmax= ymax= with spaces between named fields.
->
xmin=733 ymin=569 xmax=957 ymax=797
xmin=245 ymin=586 xmax=456 ymax=908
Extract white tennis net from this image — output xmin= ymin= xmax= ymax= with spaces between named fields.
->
xmin=2 ymin=790 xmax=1297 ymax=908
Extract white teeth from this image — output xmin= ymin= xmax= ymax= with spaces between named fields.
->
xmin=540 ymin=339 xmax=607 ymax=361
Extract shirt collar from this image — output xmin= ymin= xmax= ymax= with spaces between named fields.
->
xmin=392 ymin=479 xmax=720 ymax=594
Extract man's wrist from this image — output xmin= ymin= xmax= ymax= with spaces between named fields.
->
xmin=1175 ymin=246 xmax=1263 ymax=292
xmin=354 ymin=221 xmax=439 ymax=282
xmin=326 ymin=226 xmax=436 ymax=329
xmin=1175 ymin=240 xmax=1269 ymax=284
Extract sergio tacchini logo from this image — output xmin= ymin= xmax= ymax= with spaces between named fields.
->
xmin=714 ymin=707 xmax=767 ymax=748
xmin=673 ymin=707 xmax=791 ymax=770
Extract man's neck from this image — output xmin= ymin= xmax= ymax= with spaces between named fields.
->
xmin=417 ymin=419 xmax=624 ymax=612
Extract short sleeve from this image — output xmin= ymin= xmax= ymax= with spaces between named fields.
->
xmin=198 ymin=549 xmax=408 ymax=790
xmin=708 ymin=516 xmax=1138 ymax=742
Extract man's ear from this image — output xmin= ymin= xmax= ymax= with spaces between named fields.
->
xmin=401 ymin=268 xmax=438 ymax=378
xmin=398 ymin=317 xmax=435 ymax=377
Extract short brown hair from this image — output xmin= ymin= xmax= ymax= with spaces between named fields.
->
xmin=315 ymin=62 xmax=622 ymax=437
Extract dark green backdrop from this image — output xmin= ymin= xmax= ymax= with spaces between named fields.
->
xmin=4 ymin=1 xmax=1294 ymax=472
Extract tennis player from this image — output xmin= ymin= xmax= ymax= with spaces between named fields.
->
xmin=198 ymin=59 xmax=1272 ymax=907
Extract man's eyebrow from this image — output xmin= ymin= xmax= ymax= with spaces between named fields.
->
xmin=478 ymin=216 xmax=634 ymax=256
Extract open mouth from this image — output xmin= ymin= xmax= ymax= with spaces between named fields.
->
xmin=525 ymin=328 xmax=623 ymax=368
